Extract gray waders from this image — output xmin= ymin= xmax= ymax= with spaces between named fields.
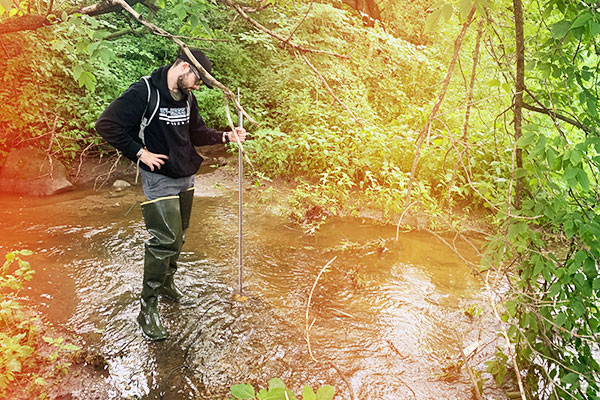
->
xmin=138 ymin=188 xmax=194 ymax=341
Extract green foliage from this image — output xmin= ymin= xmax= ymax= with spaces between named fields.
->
xmin=485 ymin=348 xmax=508 ymax=386
xmin=421 ymin=1 xmax=600 ymax=398
xmin=0 ymin=251 xmax=79 ymax=398
xmin=227 ymin=378 xmax=334 ymax=400
xmin=0 ymin=250 xmax=39 ymax=397
xmin=0 ymin=13 xmax=116 ymax=159
xmin=463 ymin=304 xmax=482 ymax=319
xmin=478 ymin=1 xmax=600 ymax=398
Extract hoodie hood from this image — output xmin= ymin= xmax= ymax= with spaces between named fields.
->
xmin=149 ymin=65 xmax=190 ymax=104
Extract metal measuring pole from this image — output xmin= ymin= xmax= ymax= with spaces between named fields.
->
xmin=237 ymin=89 xmax=244 ymax=295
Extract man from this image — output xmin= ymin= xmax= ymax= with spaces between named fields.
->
xmin=95 ymin=50 xmax=246 ymax=341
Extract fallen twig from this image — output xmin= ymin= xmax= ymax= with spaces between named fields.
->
xmin=305 ymin=256 xmax=336 ymax=363
xmin=458 ymin=343 xmax=482 ymax=400
xmin=303 ymin=257 xmax=357 ymax=400
xmin=94 ymin=153 xmax=121 ymax=190
xmin=327 ymin=360 xmax=356 ymax=400
xmin=395 ymin=200 xmax=417 ymax=240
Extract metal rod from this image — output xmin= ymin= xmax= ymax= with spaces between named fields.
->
xmin=237 ymin=88 xmax=243 ymax=295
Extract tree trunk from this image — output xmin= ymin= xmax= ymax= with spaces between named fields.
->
xmin=339 ymin=0 xmax=381 ymax=26
xmin=513 ymin=0 xmax=525 ymax=210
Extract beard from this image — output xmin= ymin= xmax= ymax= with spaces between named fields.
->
xmin=177 ymin=74 xmax=193 ymax=94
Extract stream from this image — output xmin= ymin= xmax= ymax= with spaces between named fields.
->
xmin=0 ymin=168 xmax=500 ymax=400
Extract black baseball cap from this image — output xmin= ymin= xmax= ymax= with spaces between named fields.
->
xmin=178 ymin=49 xmax=213 ymax=89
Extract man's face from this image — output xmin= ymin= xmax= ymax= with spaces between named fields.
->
xmin=177 ymin=65 xmax=202 ymax=94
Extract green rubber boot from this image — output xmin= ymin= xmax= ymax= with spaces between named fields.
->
xmin=161 ymin=187 xmax=194 ymax=302
xmin=138 ymin=196 xmax=183 ymax=340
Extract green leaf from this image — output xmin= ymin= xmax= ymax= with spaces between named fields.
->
xmin=424 ymin=3 xmax=453 ymax=34
xmin=79 ymin=71 xmax=96 ymax=92
xmin=42 ymin=336 xmax=55 ymax=344
xmin=62 ymin=343 xmax=82 ymax=351
xmin=231 ymin=384 xmax=255 ymax=399
xmin=555 ymin=312 xmax=567 ymax=326
xmin=268 ymin=378 xmax=286 ymax=390
xmin=570 ymin=11 xmax=592 ymax=29
xmin=430 ymin=0 xmax=448 ymax=7
xmin=87 ymin=42 xmax=100 ymax=56
xmin=551 ymin=20 xmax=571 ymax=38
xmin=98 ymin=48 xmax=115 ymax=64
xmin=571 ymin=298 xmax=585 ymax=318
xmin=189 ymin=14 xmax=199 ymax=28
xmin=173 ymin=4 xmax=186 ymax=19
xmin=591 ymin=22 xmax=600 ymax=37
xmin=6 ymin=358 xmax=21 ymax=373
xmin=516 ymin=132 xmax=535 ymax=148
xmin=302 ymin=386 xmax=316 ymax=400
xmin=316 ymin=385 xmax=334 ymax=400
xmin=576 ymin=169 xmax=590 ymax=192
xmin=51 ymin=40 xmax=67 ymax=51
xmin=514 ymin=168 xmax=528 ymax=179
xmin=505 ymin=300 xmax=517 ymax=317
xmin=72 ymin=65 xmax=83 ymax=80
xmin=569 ymin=149 xmax=582 ymax=165
xmin=262 ymin=388 xmax=287 ymax=400
xmin=563 ymin=167 xmax=578 ymax=180
xmin=34 ymin=377 xmax=46 ymax=385
xmin=546 ymin=147 xmax=556 ymax=166
xmin=458 ymin=0 xmax=472 ymax=23
xmin=587 ymin=97 xmax=598 ymax=119
xmin=561 ymin=372 xmax=579 ymax=385
xmin=494 ymin=362 xmax=507 ymax=386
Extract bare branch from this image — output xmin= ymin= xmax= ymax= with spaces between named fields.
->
xmin=285 ymin=1 xmax=313 ymax=42
xmin=220 ymin=0 xmax=349 ymax=59
xmin=447 ymin=18 xmax=484 ymax=209
xmin=522 ymin=89 xmax=590 ymax=133
xmin=0 ymin=14 xmax=49 ymax=35
xmin=405 ymin=3 xmax=477 ymax=206
xmin=298 ymin=51 xmax=362 ymax=125
xmin=80 ymin=0 xmax=144 ymax=17
xmin=485 ymin=270 xmax=528 ymax=400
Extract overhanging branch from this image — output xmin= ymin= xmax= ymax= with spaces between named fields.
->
xmin=0 ymin=14 xmax=49 ymax=35
xmin=0 ymin=0 xmax=145 ymax=35
xmin=219 ymin=0 xmax=349 ymax=59
xmin=522 ymin=101 xmax=590 ymax=134
xmin=109 ymin=0 xmax=257 ymax=125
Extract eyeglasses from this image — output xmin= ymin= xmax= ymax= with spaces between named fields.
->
xmin=189 ymin=65 xmax=203 ymax=86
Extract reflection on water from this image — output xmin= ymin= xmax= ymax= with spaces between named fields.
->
xmin=0 ymin=182 xmax=494 ymax=399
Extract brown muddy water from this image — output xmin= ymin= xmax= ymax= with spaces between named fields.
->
xmin=0 ymin=172 xmax=502 ymax=400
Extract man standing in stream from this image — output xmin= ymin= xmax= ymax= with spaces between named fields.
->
xmin=95 ymin=50 xmax=246 ymax=341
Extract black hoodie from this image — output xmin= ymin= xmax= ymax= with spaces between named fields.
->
xmin=95 ymin=65 xmax=224 ymax=179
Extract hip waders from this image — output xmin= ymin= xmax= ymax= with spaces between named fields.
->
xmin=138 ymin=188 xmax=194 ymax=341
